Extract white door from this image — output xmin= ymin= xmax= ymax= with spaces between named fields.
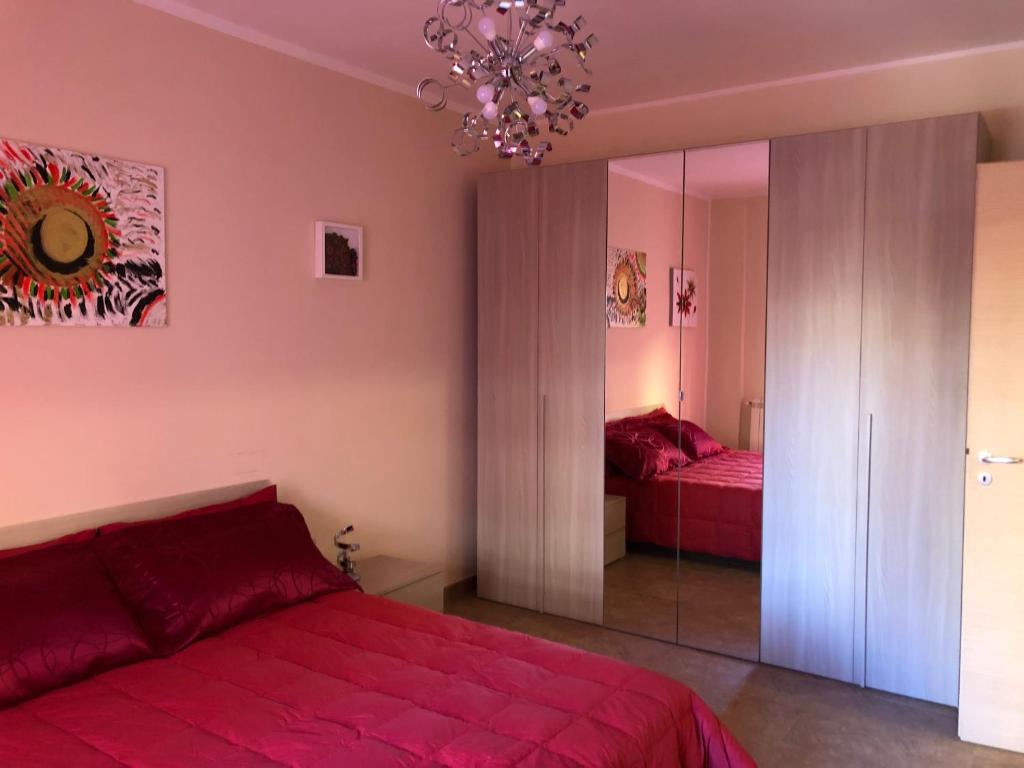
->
xmin=959 ymin=161 xmax=1024 ymax=754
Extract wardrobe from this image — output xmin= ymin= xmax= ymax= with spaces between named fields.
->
xmin=477 ymin=112 xmax=985 ymax=705
xmin=477 ymin=160 xmax=608 ymax=624
xmin=762 ymin=113 xmax=985 ymax=705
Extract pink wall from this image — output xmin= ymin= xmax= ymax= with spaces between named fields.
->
xmin=605 ymin=171 xmax=682 ymax=417
xmin=605 ymin=174 xmax=768 ymax=445
xmin=1 ymin=0 xmax=502 ymax=580
xmin=605 ymin=171 xmax=708 ymax=424
xmin=681 ymin=196 xmax=709 ymax=426
xmin=705 ymin=197 xmax=769 ymax=448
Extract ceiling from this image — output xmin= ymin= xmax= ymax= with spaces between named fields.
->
xmin=609 ymin=142 xmax=768 ymax=199
xmin=610 ymin=153 xmax=685 ymax=194
xmin=136 ymin=0 xmax=1024 ymax=113
xmin=686 ymin=142 xmax=770 ymax=199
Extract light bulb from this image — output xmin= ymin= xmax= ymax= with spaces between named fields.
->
xmin=478 ymin=16 xmax=497 ymax=41
xmin=533 ymin=29 xmax=554 ymax=51
xmin=482 ymin=102 xmax=499 ymax=120
xmin=476 ymin=83 xmax=496 ymax=104
xmin=528 ymin=96 xmax=547 ymax=116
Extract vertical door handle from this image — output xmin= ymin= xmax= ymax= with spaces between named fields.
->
xmin=853 ymin=412 xmax=873 ymax=687
xmin=540 ymin=394 xmax=548 ymax=498
xmin=538 ymin=393 xmax=548 ymax=613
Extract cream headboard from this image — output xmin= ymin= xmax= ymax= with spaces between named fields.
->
xmin=605 ymin=404 xmax=666 ymax=422
xmin=0 ymin=480 xmax=272 ymax=550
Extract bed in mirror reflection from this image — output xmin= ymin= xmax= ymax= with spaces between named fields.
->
xmin=603 ymin=141 xmax=768 ymax=662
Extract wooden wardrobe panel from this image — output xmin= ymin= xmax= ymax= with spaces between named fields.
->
xmin=761 ymin=129 xmax=867 ymax=682
xmin=477 ymin=170 xmax=541 ymax=611
xmin=862 ymin=114 xmax=979 ymax=706
xmin=538 ymin=160 xmax=607 ymax=624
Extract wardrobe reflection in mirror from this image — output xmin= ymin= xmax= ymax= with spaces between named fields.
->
xmin=602 ymin=143 xmax=768 ymax=662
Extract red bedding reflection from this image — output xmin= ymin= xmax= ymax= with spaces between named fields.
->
xmin=607 ymin=450 xmax=763 ymax=562
xmin=0 ymin=590 xmax=753 ymax=767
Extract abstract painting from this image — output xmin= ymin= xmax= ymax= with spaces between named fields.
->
xmin=315 ymin=221 xmax=363 ymax=280
xmin=0 ymin=138 xmax=165 ymax=327
xmin=671 ymin=267 xmax=698 ymax=328
xmin=606 ymin=247 xmax=646 ymax=328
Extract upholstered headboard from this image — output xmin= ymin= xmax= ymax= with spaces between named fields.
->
xmin=0 ymin=481 xmax=273 ymax=550
xmin=605 ymin=404 xmax=666 ymax=422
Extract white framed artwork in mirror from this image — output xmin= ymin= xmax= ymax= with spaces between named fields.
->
xmin=315 ymin=221 xmax=363 ymax=281
xmin=671 ymin=267 xmax=697 ymax=327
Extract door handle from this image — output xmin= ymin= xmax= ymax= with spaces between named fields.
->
xmin=979 ymin=452 xmax=1023 ymax=465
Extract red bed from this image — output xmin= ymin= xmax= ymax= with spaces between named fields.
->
xmin=606 ymin=450 xmax=763 ymax=562
xmin=0 ymin=491 xmax=754 ymax=767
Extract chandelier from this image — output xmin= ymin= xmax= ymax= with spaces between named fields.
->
xmin=417 ymin=0 xmax=597 ymax=165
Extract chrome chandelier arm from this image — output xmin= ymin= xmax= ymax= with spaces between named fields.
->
xmin=417 ymin=0 xmax=597 ymax=165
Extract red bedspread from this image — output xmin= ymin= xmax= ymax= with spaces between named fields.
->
xmin=607 ymin=450 xmax=763 ymax=562
xmin=0 ymin=590 xmax=753 ymax=767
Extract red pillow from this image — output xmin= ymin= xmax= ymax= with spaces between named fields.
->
xmin=608 ymin=407 xmax=678 ymax=434
xmin=98 ymin=485 xmax=278 ymax=535
xmin=677 ymin=421 xmax=725 ymax=460
xmin=606 ymin=424 xmax=687 ymax=480
xmin=0 ymin=542 xmax=151 ymax=708
xmin=634 ymin=413 xmax=724 ymax=460
xmin=93 ymin=502 xmax=357 ymax=655
xmin=0 ymin=528 xmax=97 ymax=560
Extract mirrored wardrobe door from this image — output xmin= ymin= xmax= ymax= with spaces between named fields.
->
xmin=676 ymin=142 xmax=769 ymax=662
xmin=601 ymin=151 xmax=686 ymax=643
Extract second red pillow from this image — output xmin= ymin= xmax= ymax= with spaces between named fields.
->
xmin=606 ymin=424 xmax=688 ymax=480
xmin=93 ymin=502 xmax=357 ymax=655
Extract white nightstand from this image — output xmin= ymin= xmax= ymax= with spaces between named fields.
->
xmin=356 ymin=556 xmax=444 ymax=612
xmin=604 ymin=495 xmax=627 ymax=565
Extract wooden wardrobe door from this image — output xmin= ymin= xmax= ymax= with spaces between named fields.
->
xmin=862 ymin=114 xmax=981 ymax=706
xmin=762 ymin=129 xmax=867 ymax=682
xmin=477 ymin=170 xmax=541 ymax=611
xmin=538 ymin=160 xmax=607 ymax=624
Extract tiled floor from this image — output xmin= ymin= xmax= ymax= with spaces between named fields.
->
xmin=603 ymin=552 xmax=761 ymax=660
xmin=603 ymin=551 xmax=679 ymax=643
xmin=447 ymin=591 xmax=1024 ymax=768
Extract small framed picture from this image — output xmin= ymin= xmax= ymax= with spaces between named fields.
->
xmin=315 ymin=221 xmax=363 ymax=280
xmin=671 ymin=267 xmax=698 ymax=327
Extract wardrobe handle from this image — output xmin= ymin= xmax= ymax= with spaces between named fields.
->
xmin=540 ymin=394 xmax=548 ymax=479
xmin=541 ymin=394 xmax=549 ymax=512
xmin=864 ymin=413 xmax=874 ymax=473
xmin=539 ymin=394 xmax=548 ymax=613
xmin=853 ymin=411 xmax=874 ymax=687
xmin=540 ymin=395 xmax=548 ymax=499
xmin=857 ymin=412 xmax=874 ymax=511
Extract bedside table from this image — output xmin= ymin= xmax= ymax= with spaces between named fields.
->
xmin=356 ymin=556 xmax=444 ymax=612
xmin=604 ymin=495 xmax=627 ymax=565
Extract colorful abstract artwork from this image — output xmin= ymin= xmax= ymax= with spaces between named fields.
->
xmin=671 ymin=267 xmax=698 ymax=328
xmin=315 ymin=221 xmax=363 ymax=281
xmin=607 ymin=247 xmax=647 ymax=328
xmin=0 ymin=138 xmax=165 ymax=327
